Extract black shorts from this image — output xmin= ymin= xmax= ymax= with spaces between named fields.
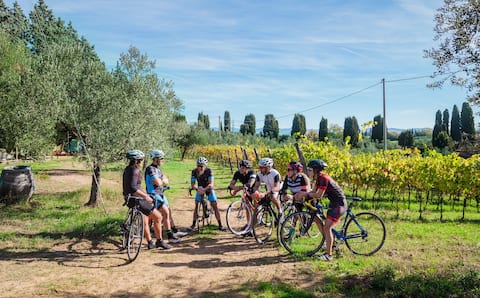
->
xmin=126 ymin=196 xmax=154 ymax=216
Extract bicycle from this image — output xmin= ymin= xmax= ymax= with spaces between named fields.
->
xmin=189 ymin=188 xmax=213 ymax=233
xmin=251 ymin=192 xmax=297 ymax=244
xmin=279 ymin=197 xmax=386 ymax=257
xmin=121 ymin=195 xmax=145 ymax=262
xmin=225 ymin=186 xmax=255 ymax=236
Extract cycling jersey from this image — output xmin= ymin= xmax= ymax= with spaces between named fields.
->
xmin=191 ymin=167 xmax=213 ymax=188
xmin=122 ymin=165 xmax=142 ymax=197
xmin=282 ymin=173 xmax=309 ymax=194
xmin=315 ymin=173 xmax=346 ymax=208
xmin=232 ymin=169 xmax=256 ymax=186
xmin=145 ymin=164 xmax=164 ymax=196
xmin=256 ymin=168 xmax=281 ymax=192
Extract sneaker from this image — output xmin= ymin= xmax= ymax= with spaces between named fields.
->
xmin=219 ymin=225 xmax=227 ymax=231
xmin=156 ymin=239 xmax=171 ymax=249
xmin=317 ymin=253 xmax=333 ymax=261
xmin=174 ymin=231 xmax=188 ymax=238
xmin=186 ymin=225 xmax=195 ymax=232
xmin=147 ymin=239 xmax=155 ymax=250
xmin=241 ymin=231 xmax=253 ymax=237
xmin=168 ymin=235 xmax=180 ymax=244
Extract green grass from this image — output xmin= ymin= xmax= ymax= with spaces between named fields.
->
xmin=0 ymin=157 xmax=479 ymax=297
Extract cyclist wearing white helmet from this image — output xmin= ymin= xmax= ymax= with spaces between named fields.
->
xmin=252 ymin=157 xmax=283 ymax=217
xmin=187 ymin=157 xmax=227 ymax=231
xmin=145 ymin=150 xmax=185 ymax=243
xmin=122 ymin=150 xmax=170 ymax=249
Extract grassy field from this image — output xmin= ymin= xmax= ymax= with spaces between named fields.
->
xmin=0 ymin=157 xmax=479 ymax=297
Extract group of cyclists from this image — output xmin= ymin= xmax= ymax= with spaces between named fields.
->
xmin=122 ymin=149 xmax=347 ymax=261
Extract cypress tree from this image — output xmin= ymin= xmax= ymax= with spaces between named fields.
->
xmin=264 ymin=114 xmax=279 ymax=139
xmin=343 ymin=116 xmax=359 ymax=147
xmin=371 ymin=115 xmax=383 ymax=142
xmin=224 ymin=111 xmax=231 ymax=132
xmin=451 ymin=105 xmax=461 ymax=143
xmin=461 ymin=102 xmax=475 ymax=140
xmin=319 ymin=117 xmax=328 ymax=142
xmin=442 ymin=109 xmax=449 ymax=134
xmin=291 ymin=113 xmax=306 ymax=136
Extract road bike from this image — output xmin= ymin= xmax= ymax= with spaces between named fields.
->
xmin=189 ymin=188 xmax=213 ymax=233
xmin=225 ymin=186 xmax=255 ymax=236
xmin=251 ymin=193 xmax=296 ymax=244
xmin=279 ymin=197 xmax=386 ymax=257
xmin=121 ymin=195 xmax=145 ymax=262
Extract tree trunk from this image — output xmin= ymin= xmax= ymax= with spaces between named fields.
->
xmin=85 ymin=163 xmax=101 ymax=207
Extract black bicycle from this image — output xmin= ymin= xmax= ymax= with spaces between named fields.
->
xmin=279 ymin=197 xmax=386 ymax=257
xmin=189 ymin=188 xmax=213 ymax=233
xmin=121 ymin=195 xmax=145 ymax=262
xmin=252 ymin=193 xmax=296 ymax=244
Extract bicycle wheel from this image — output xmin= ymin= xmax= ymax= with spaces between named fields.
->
xmin=127 ymin=211 xmax=144 ymax=262
xmin=226 ymin=199 xmax=251 ymax=235
xmin=276 ymin=201 xmax=297 ymax=241
xmin=121 ymin=208 xmax=133 ymax=249
xmin=344 ymin=212 xmax=386 ymax=256
xmin=196 ymin=200 xmax=206 ymax=233
xmin=279 ymin=211 xmax=324 ymax=256
xmin=252 ymin=205 xmax=274 ymax=244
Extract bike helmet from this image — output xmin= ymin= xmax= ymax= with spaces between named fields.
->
xmin=197 ymin=157 xmax=208 ymax=166
xmin=126 ymin=149 xmax=145 ymax=160
xmin=150 ymin=149 xmax=165 ymax=159
xmin=258 ymin=157 xmax=274 ymax=168
xmin=307 ymin=159 xmax=327 ymax=171
xmin=287 ymin=161 xmax=303 ymax=172
xmin=239 ymin=160 xmax=252 ymax=168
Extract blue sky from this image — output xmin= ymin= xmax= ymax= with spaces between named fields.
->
xmin=9 ymin=0 xmax=477 ymax=130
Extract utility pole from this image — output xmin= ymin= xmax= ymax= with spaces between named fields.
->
xmin=382 ymin=78 xmax=387 ymax=150
xmin=218 ymin=115 xmax=221 ymax=137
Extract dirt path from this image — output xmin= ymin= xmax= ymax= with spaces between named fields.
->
xmin=0 ymin=171 xmax=315 ymax=297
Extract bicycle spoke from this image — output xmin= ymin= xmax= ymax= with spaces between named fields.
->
xmin=279 ymin=211 xmax=324 ymax=257
xmin=127 ymin=212 xmax=144 ymax=262
xmin=226 ymin=200 xmax=251 ymax=235
xmin=252 ymin=206 xmax=274 ymax=244
xmin=344 ymin=212 xmax=386 ymax=256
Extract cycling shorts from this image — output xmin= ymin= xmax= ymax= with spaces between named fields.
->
xmin=137 ymin=198 xmax=155 ymax=216
xmin=151 ymin=194 xmax=169 ymax=209
xmin=195 ymin=190 xmax=217 ymax=203
xmin=327 ymin=205 xmax=346 ymax=223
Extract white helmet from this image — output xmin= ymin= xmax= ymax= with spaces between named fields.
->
xmin=150 ymin=150 xmax=165 ymax=159
xmin=197 ymin=157 xmax=208 ymax=166
xmin=258 ymin=157 xmax=274 ymax=168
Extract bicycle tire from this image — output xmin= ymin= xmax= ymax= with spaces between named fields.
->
xmin=252 ymin=205 xmax=274 ymax=244
xmin=276 ymin=200 xmax=297 ymax=241
xmin=344 ymin=211 xmax=386 ymax=256
xmin=196 ymin=200 xmax=206 ymax=233
xmin=279 ymin=211 xmax=324 ymax=256
xmin=226 ymin=199 xmax=251 ymax=235
xmin=121 ymin=208 xmax=133 ymax=249
xmin=127 ymin=210 xmax=144 ymax=262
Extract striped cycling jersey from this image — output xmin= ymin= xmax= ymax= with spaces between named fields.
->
xmin=282 ymin=173 xmax=309 ymax=194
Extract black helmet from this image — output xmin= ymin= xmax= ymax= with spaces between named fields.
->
xmin=239 ymin=160 xmax=252 ymax=168
xmin=307 ymin=159 xmax=327 ymax=171
xmin=126 ymin=150 xmax=145 ymax=160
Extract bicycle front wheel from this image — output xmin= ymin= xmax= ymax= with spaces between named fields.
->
xmin=226 ymin=199 xmax=251 ymax=235
xmin=344 ymin=212 xmax=386 ymax=256
xmin=252 ymin=205 xmax=274 ymax=244
xmin=121 ymin=208 xmax=133 ymax=249
xmin=279 ymin=211 xmax=324 ymax=256
xmin=127 ymin=211 xmax=144 ymax=262
xmin=196 ymin=200 xmax=206 ymax=233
